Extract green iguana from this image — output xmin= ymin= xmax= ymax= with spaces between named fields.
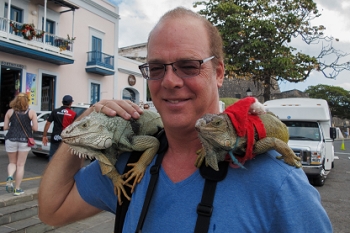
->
xmin=194 ymin=97 xmax=301 ymax=171
xmin=61 ymin=110 xmax=163 ymax=204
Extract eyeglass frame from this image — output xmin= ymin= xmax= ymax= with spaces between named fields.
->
xmin=138 ymin=56 xmax=216 ymax=80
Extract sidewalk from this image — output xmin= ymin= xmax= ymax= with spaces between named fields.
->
xmin=0 ymin=187 xmax=115 ymax=232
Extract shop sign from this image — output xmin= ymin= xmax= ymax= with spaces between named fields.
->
xmin=1 ymin=61 xmax=26 ymax=69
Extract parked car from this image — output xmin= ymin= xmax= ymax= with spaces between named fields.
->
xmin=31 ymin=104 xmax=90 ymax=157
xmin=0 ymin=111 xmax=51 ymax=142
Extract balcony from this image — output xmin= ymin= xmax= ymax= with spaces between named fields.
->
xmin=85 ymin=51 xmax=115 ymax=76
xmin=0 ymin=18 xmax=74 ymax=65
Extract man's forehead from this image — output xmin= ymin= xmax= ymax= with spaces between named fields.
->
xmin=147 ymin=19 xmax=209 ymax=61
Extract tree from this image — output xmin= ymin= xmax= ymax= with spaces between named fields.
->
xmin=194 ymin=0 xmax=350 ymax=102
xmin=305 ymin=84 xmax=350 ymax=119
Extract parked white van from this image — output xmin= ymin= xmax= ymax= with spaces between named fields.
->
xmin=264 ymin=98 xmax=337 ymax=186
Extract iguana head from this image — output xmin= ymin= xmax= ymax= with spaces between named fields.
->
xmin=61 ymin=111 xmax=114 ymax=150
xmin=195 ymin=113 xmax=237 ymax=151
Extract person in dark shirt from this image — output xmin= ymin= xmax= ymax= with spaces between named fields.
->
xmin=42 ymin=95 xmax=77 ymax=160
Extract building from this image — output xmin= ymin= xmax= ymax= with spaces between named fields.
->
xmin=119 ymin=42 xmax=147 ymax=63
xmin=0 ymin=0 xmax=145 ymax=118
xmin=219 ymin=77 xmax=281 ymax=103
xmin=270 ymin=89 xmax=308 ymax=99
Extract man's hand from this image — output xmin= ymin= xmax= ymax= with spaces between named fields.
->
xmin=42 ymin=136 xmax=48 ymax=146
xmin=89 ymin=99 xmax=143 ymax=120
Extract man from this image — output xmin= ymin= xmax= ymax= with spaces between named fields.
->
xmin=42 ymin=95 xmax=77 ymax=160
xmin=38 ymin=7 xmax=332 ymax=232
xmin=143 ymin=103 xmax=150 ymax=109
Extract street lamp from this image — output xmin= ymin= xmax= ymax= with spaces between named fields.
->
xmin=246 ymin=88 xmax=253 ymax=97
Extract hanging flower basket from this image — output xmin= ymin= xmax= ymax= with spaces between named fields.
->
xmin=55 ymin=34 xmax=76 ymax=51
xmin=10 ymin=22 xmax=45 ymax=40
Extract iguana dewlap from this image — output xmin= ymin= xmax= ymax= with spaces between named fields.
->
xmin=61 ymin=110 xmax=163 ymax=204
xmin=194 ymin=97 xmax=301 ymax=171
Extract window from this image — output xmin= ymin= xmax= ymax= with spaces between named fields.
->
xmin=122 ymin=88 xmax=136 ymax=102
xmin=92 ymin=36 xmax=102 ymax=62
xmin=42 ymin=18 xmax=55 ymax=44
xmin=90 ymin=83 xmax=100 ymax=104
xmin=5 ymin=4 xmax=23 ymax=34
xmin=283 ymin=121 xmax=321 ymax=141
xmin=5 ymin=4 xmax=23 ymax=22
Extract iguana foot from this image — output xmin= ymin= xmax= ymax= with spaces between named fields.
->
xmin=122 ymin=162 xmax=147 ymax=193
xmin=194 ymin=148 xmax=205 ymax=168
xmin=276 ymin=155 xmax=302 ymax=168
xmin=112 ymin=175 xmax=131 ymax=205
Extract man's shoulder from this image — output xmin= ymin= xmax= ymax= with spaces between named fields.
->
xmin=226 ymin=150 xmax=305 ymax=182
xmin=250 ymin=150 xmax=301 ymax=173
xmin=52 ymin=106 xmax=64 ymax=112
xmin=66 ymin=107 xmax=77 ymax=115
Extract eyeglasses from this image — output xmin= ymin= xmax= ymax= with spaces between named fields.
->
xmin=139 ymin=56 xmax=215 ymax=80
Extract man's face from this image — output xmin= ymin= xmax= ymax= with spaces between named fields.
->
xmin=147 ymin=16 xmax=224 ymax=131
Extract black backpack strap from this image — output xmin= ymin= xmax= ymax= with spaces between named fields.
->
xmin=194 ymin=161 xmax=229 ymax=233
xmin=114 ymin=130 xmax=168 ymax=233
xmin=114 ymin=150 xmax=143 ymax=233
xmin=135 ymin=130 xmax=168 ymax=233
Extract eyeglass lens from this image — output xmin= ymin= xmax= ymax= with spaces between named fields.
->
xmin=148 ymin=60 xmax=202 ymax=80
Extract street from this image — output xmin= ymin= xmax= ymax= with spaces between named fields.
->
xmin=316 ymin=139 xmax=350 ymax=233
xmin=0 ymin=140 xmax=349 ymax=232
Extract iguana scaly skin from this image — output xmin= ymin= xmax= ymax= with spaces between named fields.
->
xmin=194 ymin=112 xmax=301 ymax=171
xmin=61 ymin=110 xmax=163 ymax=204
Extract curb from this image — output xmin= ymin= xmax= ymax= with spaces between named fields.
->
xmin=0 ymin=187 xmax=38 ymax=208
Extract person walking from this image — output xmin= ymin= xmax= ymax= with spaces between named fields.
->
xmin=38 ymin=7 xmax=332 ymax=232
xmin=42 ymin=95 xmax=77 ymax=161
xmin=4 ymin=93 xmax=38 ymax=196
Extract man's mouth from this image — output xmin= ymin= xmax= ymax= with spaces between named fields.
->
xmin=165 ymin=99 xmax=189 ymax=104
xmin=167 ymin=100 xmax=180 ymax=104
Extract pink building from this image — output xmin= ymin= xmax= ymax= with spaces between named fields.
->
xmin=0 ymin=0 xmax=146 ymax=118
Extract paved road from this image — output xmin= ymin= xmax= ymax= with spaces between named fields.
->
xmin=318 ymin=140 xmax=350 ymax=233
xmin=0 ymin=140 xmax=349 ymax=232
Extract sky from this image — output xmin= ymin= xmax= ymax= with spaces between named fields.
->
xmin=112 ymin=0 xmax=350 ymax=92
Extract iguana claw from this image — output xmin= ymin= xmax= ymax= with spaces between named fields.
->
xmin=112 ymin=175 xmax=131 ymax=205
xmin=195 ymin=148 xmax=205 ymax=168
xmin=122 ymin=162 xmax=147 ymax=193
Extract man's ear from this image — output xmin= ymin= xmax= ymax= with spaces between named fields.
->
xmin=216 ymin=60 xmax=225 ymax=88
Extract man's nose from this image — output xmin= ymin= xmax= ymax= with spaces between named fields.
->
xmin=164 ymin=64 xmax=177 ymax=75
xmin=162 ymin=64 xmax=183 ymax=88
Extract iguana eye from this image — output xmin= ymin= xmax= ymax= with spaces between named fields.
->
xmin=212 ymin=119 xmax=221 ymax=126
xmin=82 ymin=123 xmax=87 ymax=128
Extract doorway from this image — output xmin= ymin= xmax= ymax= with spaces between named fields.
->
xmin=0 ymin=66 xmax=22 ymax=121
xmin=41 ymin=75 xmax=56 ymax=111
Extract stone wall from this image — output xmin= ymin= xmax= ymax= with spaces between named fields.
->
xmin=219 ymin=77 xmax=280 ymax=103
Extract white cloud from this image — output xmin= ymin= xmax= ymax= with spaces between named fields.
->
xmin=116 ymin=0 xmax=197 ymax=47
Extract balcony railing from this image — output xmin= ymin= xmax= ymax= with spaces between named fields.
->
xmin=0 ymin=17 xmax=74 ymax=64
xmin=87 ymin=51 xmax=114 ymax=68
xmin=86 ymin=51 xmax=114 ymax=76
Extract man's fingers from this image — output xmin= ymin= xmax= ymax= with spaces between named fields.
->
xmin=92 ymin=100 xmax=143 ymax=119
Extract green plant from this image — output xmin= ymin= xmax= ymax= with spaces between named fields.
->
xmin=57 ymin=34 xmax=76 ymax=51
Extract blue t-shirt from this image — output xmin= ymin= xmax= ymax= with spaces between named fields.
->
xmin=75 ymin=150 xmax=332 ymax=232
